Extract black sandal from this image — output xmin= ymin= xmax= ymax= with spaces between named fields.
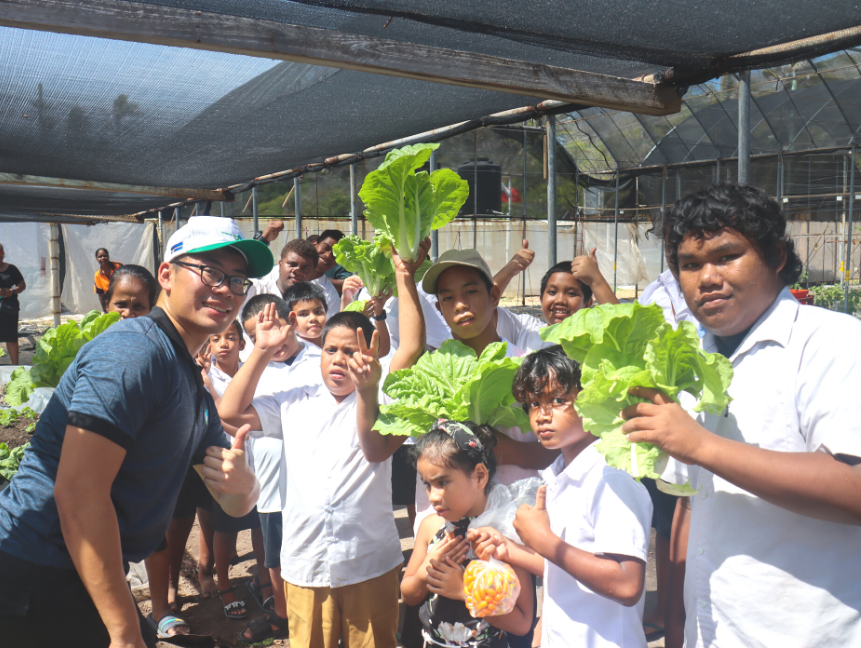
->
xmin=218 ymin=587 xmax=248 ymax=620
xmin=238 ymin=612 xmax=289 ymax=645
xmin=245 ymin=576 xmax=274 ymax=612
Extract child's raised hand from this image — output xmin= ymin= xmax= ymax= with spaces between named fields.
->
xmin=346 ymin=329 xmax=382 ymax=392
xmin=424 ymin=533 xmax=469 ymax=571
xmin=509 ymin=239 xmax=535 ymax=272
xmin=391 ymin=237 xmax=431 ymax=275
xmin=426 ymin=556 xmax=466 ymax=601
xmin=196 ymin=342 xmax=212 ymax=376
xmin=467 ymin=527 xmax=509 ymax=563
xmin=570 ymin=247 xmax=602 ymax=287
xmin=342 ymin=275 xmax=364 ymax=302
xmin=254 ymin=303 xmax=292 ymax=353
xmin=513 ymin=485 xmax=553 ymax=554
xmin=370 ymin=288 xmax=393 ymax=315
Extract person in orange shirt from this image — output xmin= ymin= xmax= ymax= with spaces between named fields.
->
xmin=94 ymin=248 xmax=122 ymax=311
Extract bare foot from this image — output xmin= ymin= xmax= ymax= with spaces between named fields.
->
xmin=197 ymin=564 xmax=218 ymax=599
xmin=167 ymin=582 xmax=182 ymax=612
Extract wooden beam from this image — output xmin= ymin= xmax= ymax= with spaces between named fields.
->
xmin=0 ymin=172 xmax=234 ymax=202
xmin=0 ymin=0 xmax=681 ymax=116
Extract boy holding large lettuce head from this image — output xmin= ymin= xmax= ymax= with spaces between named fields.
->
xmin=621 ymin=183 xmax=861 ymax=648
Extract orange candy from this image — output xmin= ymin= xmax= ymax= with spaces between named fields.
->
xmin=463 ymin=559 xmax=521 ymax=618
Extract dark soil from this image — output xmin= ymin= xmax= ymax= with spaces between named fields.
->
xmin=0 ymin=418 xmax=36 ymax=449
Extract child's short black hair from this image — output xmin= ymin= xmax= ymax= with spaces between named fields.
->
xmin=321 ymin=311 xmax=375 ymax=346
xmin=411 ymin=421 xmax=498 ymax=494
xmin=318 ymin=229 xmax=344 ymax=243
xmin=241 ymin=293 xmax=291 ymax=327
xmin=665 ymin=183 xmax=803 ymax=286
xmin=283 ymin=281 xmax=328 ymax=314
xmin=540 ymin=262 xmax=593 ymax=303
xmin=105 ymin=264 xmax=160 ymax=307
xmin=513 ymin=345 xmax=582 ymax=412
xmin=280 ymin=238 xmax=319 ymax=264
xmin=229 ymin=320 xmax=244 ymax=338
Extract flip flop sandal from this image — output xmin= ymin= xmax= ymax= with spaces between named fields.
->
xmin=218 ymin=587 xmax=248 ymax=620
xmin=147 ymin=612 xmax=191 ymax=639
xmin=245 ymin=576 xmax=274 ymax=612
xmin=644 ymin=622 xmax=665 ymax=642
xmin=238 ymin=612 xmax=289 ymax=645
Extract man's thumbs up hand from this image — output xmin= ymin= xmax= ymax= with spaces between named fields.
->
xmin=203 ymin=424 xmax=258 ymax=498
xmin=513 ymin=485 xmax=553 ymax=554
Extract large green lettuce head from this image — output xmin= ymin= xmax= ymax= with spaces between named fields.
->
xmin=333 ymin=235 xmax=396 ymax=298
xmin=359 ymin=143 xmax=468 ymax=262
xmin=547 ymin=302 xmax=733 ymax=483
xmin=376 ymin=340 xmax=529 ymax=437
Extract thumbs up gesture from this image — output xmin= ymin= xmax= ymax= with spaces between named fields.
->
xmin=202 ymin=425 xmax=258 ymax=500
xmin=510 ymin=239 xmax=535 ymax=272
xmin=570 ymin=247 xmax=603 ymax=287
xmin=513 ymin=485 xmax=553 ymax=554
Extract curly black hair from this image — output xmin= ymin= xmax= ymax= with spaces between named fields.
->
xmin=664 ymin=183 xmax=802 ymax=286
xmin=512 ymin=345 xmax=582 ymax=412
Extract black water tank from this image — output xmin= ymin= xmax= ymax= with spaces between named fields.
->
xmin=457 ymin=158 xmax=502 ymax=216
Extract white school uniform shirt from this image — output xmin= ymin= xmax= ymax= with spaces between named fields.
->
xmin=251 ymin=364 xmax=402 ymax=588
xmin=637 ymin=269 xmax=702 ymax=334
xmin=495 ymin=306 xmax=552 ymax=352
xmin=541 ymin=447 xmax=651 ymax=648
xmin=660 ymin=287 xmax=861 ymax=648
xmin=251 ymin=344 xmax=319 ymax=513
xmin=413 ymin=339 xmax=540 ymax=534
xmin=312 ymin=274 xmax=342 ymax=316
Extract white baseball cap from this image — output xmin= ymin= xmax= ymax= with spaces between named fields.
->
xmin=164 ymin=216 xmax=273 ymax=278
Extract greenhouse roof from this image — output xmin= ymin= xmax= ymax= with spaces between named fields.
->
xmin=0 ymin=0 xmax=860 ymax=218
xmin=560 ymin=50 xmax=861 ymax=175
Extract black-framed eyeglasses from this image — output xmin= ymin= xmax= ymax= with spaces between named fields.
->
xmin=173 ymin=261 xmax=253 ymax=296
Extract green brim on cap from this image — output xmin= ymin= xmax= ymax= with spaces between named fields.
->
xmin=188 ymin=239 xmax=274 ymax=278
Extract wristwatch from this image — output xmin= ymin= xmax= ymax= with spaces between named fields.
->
xmin=372 ymin=311 xmax=387 ymax=321
xmin=252 ymin=231 xmax=270 ymax=246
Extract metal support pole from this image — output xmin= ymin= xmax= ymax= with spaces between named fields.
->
xmin=574 ymin=167 xmax=580 ymax=257
xmin=429 ymin=152 xmax=439 ymax=260
xmin=806 ymin=157 xmax=812 ymax=284
xmin=547 ymin=115 xmax=557 ymax=267
xmin=157 ymin=210 xmax=164 ymax=260
xmin=49 ymin=223 xmax=61 ymax=326
xmin=220 ymin=201 xmax=225 ymax=217
xmin=522 ymin=129 xmax=528 ymax=306
xmin=349 ymin=163 xmax=358 ymax=236
xmin=776 ymin=154 xmax=783 ymax=201
xmin=660 ymin=167 xmax=667 ymax=273
xmin=613 ymin=169 xmax=620 ymax=294
xmin=473 ymin=130 xmax=478 ymax=250
xmin=174 ymin=208 xmax=180 ymax=237
xmin=252 ymin=186 xmax=259 ymax=237
xmin=715 ymin=159 xmax=721 ymax=185
xmin=738 ymin=71 xmax=751 ymax=185
xmin=294 ymin=177 xmax=302 ymax=238
xmin=844 ymin=144 xmax=856 ymax=313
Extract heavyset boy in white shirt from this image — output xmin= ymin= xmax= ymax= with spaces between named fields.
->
xmin=661 ymin=287 xmax=861 ymax=647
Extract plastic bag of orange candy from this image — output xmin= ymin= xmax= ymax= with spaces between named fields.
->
xmin=463 ymin=557 xmax=521 ymax=618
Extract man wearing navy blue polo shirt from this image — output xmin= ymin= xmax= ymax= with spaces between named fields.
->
xmin=0 ymin=216 xmax=273 ymax=648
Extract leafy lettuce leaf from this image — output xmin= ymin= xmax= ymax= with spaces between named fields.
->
xmin=333 ymin=235 xmax=396 ymax=298
xmin=377 ymin=340 xmax=529 ymax=437
xmin=549 ymin=302 xmax=733 ymax=483
xmin=4 ymin=367 xmax=35 ymax=407
xmin=359 ymin=143 xmax=468 ymax=262
xmin=343 ymin=300 xmax=367 ymax=313
xmin=4 ymin=311 xmax=120 ymax=405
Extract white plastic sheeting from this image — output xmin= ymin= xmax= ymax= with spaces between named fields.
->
xmin=0 ymin=222 xmax=52 ymax=319
xmin=61 ymin=222 xmax=155 ymax=314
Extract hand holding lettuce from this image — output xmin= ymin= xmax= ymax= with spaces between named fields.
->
xmin=333 ymin=235 xmax=397 ymax=299
xmin=359 ymin=142 xmax=468 ymax=263
xmin=541 ymin=302 xmax=733 ymax=492
xmin=375 ymin=340 xmax=529 ymax=437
